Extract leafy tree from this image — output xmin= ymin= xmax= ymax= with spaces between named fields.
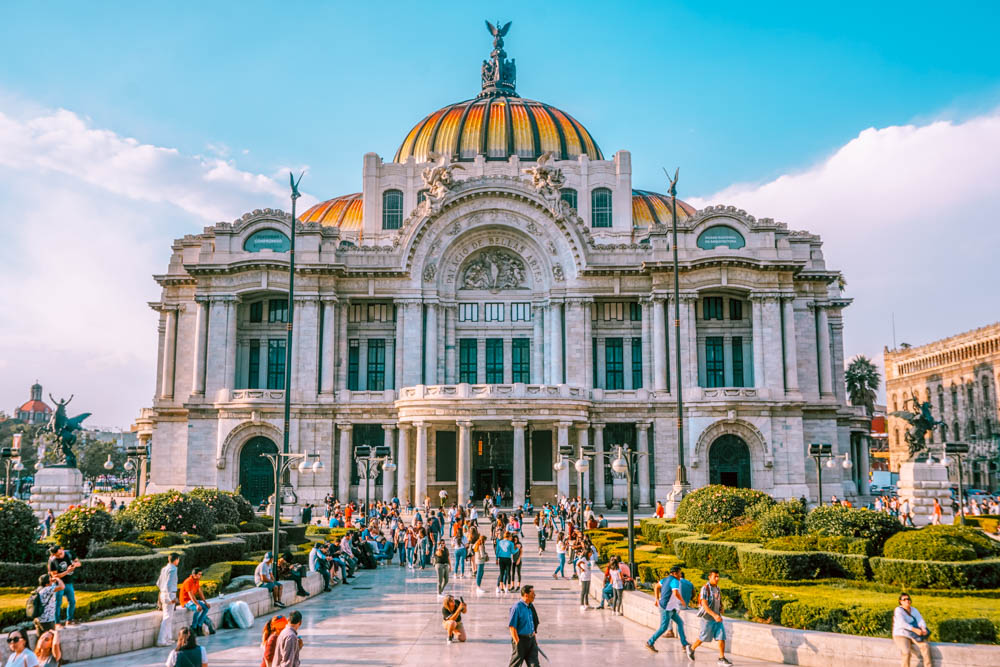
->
xmin=845 ymin=355 xmax=880 ymax=415
xmin=77 ymin=439 xmax=127 ymax=482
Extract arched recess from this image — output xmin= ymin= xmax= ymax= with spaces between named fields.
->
xmin=238 ymin=436 xmax=278 ymax=507
xmin=709 ymin=434 xmax=752 ymax=488
xmin=218 ymin=420 xmax=284 ymax=492
xmin=693 ymin=419 xmax=771 ymax=489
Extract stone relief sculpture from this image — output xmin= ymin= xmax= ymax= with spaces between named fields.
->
xmin=522 ymin=151 xmax=566 ymax=200
xmin=423 ymin=262 xmax=437 ymax=282
xmin=460 ymin=250 xmax=528 ymax=290
xmin=420 ymin=151 xmax=465 ymax=214
xmin=551 ymin=263 xmax=565 ymax=282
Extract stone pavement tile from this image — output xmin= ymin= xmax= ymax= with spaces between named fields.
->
xmin=74 ymin=523 xmax=783 ymax=666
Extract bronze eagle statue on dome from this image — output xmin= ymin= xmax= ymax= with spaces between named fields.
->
xmin=486 ymin=20 xmax=512 ymax=49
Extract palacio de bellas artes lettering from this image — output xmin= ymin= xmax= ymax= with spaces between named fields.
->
xmin=138 ymin=23 xmax=865 ymax=515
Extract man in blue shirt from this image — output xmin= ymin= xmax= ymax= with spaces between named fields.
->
xmin=508 ymin=585 xmax=540 ymax=666
xmin=647 ymin=565 xmax=694 ymax=659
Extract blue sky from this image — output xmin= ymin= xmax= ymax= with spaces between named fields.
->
xmin=2 ymin=2 xmax=999 ymax=425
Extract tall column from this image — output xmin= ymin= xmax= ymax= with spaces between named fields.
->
xmin=751 ymin=295 xmax=766 ymax=389
xmin=402 ymin=303 xmax=422 ymax=386
xmin=424 ymin=304 xmax=438 ymax=385
xmin=556 ymin=421 xmax=571 ymax=498
xmin=445 ymin=305 xmax=457 ymax=384
xmin=512 ymin=420 xmax=527 ymax=507
xmin=414 ymin=421 xmax=429 ymax=507
xmin=191 ymin=298 xmax=208 ymax=395
xmin=592 ymin=423 xmax=606 ymax=508
xmin=532 ymin=305 xmax=545 ymax=384
xmin=337 ymin=423 xmax=352 ymax=503
xmin=382 ymin=424 xmax=395 ymax=502
xmin=224 ymin=299 xmax=238 ymax=392
xmin=337 ymin=302 xmax=349 ymax=391
xmin=641 ymin=300 xmax=652 ymax=391
xmin=577 ymin=424 xmax=591 ymax=501
xmin=294 ymin=298 xmax=319 ymax=399
xmin=763 ymin=297 xmax=785 ymax=393
xmin=320 ymin=299 xmax=336 ymax=394
xmin=160 ymin=306 xmax=178 ymax=399
xmin=685 ymin=297 xmax=698 ymax=389
xmin=652 ymin=296 xmax=667 ymax=391
xmin=637 ymin=422 xmax=651 ymax=506
xmin=584 ymin=302 xmax=594 ymax=389
xmin=257 ymin=340 xmax=267 ymax=389
xmin=817 ymin=305 xmax=834 ymax=395
xmin=549 ymin=303 xmax=563 ymax=384
xmin=564 ymin=301 xmax=585 ymax=385
xmin=397 ymin=425 xmax=411 ymax=505
xmin=782 ymin=297 xmax=800 ymax=393
xmin=394 ymin=302 xmax=405 ymax=390
xmin=457 ymin=420 xmax=472 ymax=505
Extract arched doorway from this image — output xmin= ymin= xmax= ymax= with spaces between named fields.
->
xmin=709 ymin=434 xmax=752 ymax=488
xmin=239 ymin=436 xmax=277 ymax=507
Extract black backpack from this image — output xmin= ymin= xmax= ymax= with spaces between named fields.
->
xmin=26 ymin=588 xmax=44 ymax=620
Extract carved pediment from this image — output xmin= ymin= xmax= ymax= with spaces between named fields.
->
xmin=460 ymin=249 xmax=528 ymax=290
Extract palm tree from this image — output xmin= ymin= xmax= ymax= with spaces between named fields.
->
xmin=845 ymin=355 xmax=880 ymax=415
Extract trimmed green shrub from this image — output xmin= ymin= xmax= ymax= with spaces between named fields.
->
xmin=189 ymin=488 xmax=241 ymax=526
xmin=137 ymin=530 xmax=184 ymax=547
xmin=224 ymin=492 xmax=256 ymax=523
xmin=0 ymin=562 xmax=48 ymax=587
xmin=640 ymin=518 xmax=672 ymax=543
xmin=0 ymin=496 xmax=40 ymax=562
xmin=239 ymin=519 xmax=270 ymax=533
xmin=883 ymin=525 xmax=1000 ymax=562
xmin=90 ymin=541 xmax=153 ymax=558
xmin=806 ymin=505 xmax=902 ymax=551
xmin=111 ymin=514 xmax=139 ymax=542
xmin=52 ymin=506 xmax=114 ymax=557
xmin=963 ymin=515 xmax=1000 ymax=535
xmin=936 ymin=617 xmax=997 ymax=643
xmin=676 ymin=485 xmax=774 ymax=527
xmin=741 ymin=589 xmax=796 ymax=622
xmin=282 ymin=525 xmax=308 ymax=544
xmin=870 ymin=556 xmax=1000 ymax=590
xmin=764 ymin=535 xmax=873 ymax=556
xmin=758 ymin=501 xmax=806 ymax=539
xmin=215 ymin=523 xmax=240 ymax=535
xmin=780 ymin=600 xmax=850 ymax=632
xmin=710 ymin=523 xmax=762 ymax=543
xmin=123 ymin=490 xmax=216 ymax=538
xmin=673 ymin=537 xmax=741 ymax=573
xmin=175 ymin=538 xmax=248 ymax=574
xmin=738 ymin=548 xmax=820 ymax=581
xmin=0 ymin=585 xmax=158 ymax=628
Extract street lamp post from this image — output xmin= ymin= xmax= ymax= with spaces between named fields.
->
xmin=2 ymin=434 xmax=23 ymax=497
xmin=262 ymin=451 xmax=323 ymax=557
xmin=124 ymin=444 xmax=150 ymax=498
xmin=807 ymin=443 xmax=851 ymax=506
xmin=942 ymin=442 xmax=970 ymax=524
xmin=553 ymin=445 xmax=594 ymax=533
xmin=611 ymin=444 xmax=648 ymax=579
xmin=354 ymin=446 xmax=395 ymax=525
xmin=668 ymin=171 xmax=689 ymax=502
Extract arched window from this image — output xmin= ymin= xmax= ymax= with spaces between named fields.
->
xmin=892 ymin=394 xmax=898 ymax=412
xmin=951 ymin=387 xmax=958 ymax=412
xmin=968 ymin=421 xmax=976 ymax=439
xmin=940 ymin=423 xmax=948 ymax=441
xmin=417 ymin=189 xmax=429 ymax=204
xmin=382 ymin=189 xmax=403 ymax=229
xmin=983 ymin=376 xmax=991 ymax=405
xmin=953 ymin=422 xmax=961 ymax=440
xmin=894 ymin=429 xmax=900 ymax=446
xmin=591 ymin=187 xmax=612 ymax=227
xmin=937 ymin=386 xmax=944 ymax=416
xmin=560 ymin=188 xmax=578 ymax=211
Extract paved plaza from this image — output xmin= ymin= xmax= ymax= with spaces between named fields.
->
xmin=77 ymin=525 xmax=782 ymax=666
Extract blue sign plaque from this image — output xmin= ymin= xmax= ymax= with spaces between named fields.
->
xmin=696 ymin=225 xmax=745 ymax=250
xmin=244 ymin=229 xmax=290 ymax=253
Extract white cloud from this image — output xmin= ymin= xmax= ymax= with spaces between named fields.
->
xmin=0 ymin=106 xmax=303 ymax=426
xmin=689 ymin=111 xmax=1000 ymax=392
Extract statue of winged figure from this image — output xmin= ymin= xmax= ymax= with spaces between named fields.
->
xmin=45 ymin=393 xmax=91 ymax=468
xmin=889 ymin=389 xmax=943 ymax=461
xmin=421 ymin=151 xmax=465 ymax=205
xmin=523 ymin=151 xmax=566 ymax=200
xmin=485 ymin=19 xmax=511 ymax=50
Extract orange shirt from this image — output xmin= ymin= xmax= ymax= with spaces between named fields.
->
xmin=345 ymin=507 xmax=354 ymax=524
xmin=179 ymin=576 xmax=202 ymax=606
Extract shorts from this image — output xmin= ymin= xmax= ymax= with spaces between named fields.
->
xmin=699 ymin=617 xmax=726 ymax=642
xmin=258 ymin=581 xmax=276 ymax=591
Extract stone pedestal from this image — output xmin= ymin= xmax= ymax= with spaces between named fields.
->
xmin=29 ymin=467 xmax=84 ymax=520
xmin=663 ymin=482 xmax=691 ymax=519
xmin=898 ymin=461 xmax=954 ymax=527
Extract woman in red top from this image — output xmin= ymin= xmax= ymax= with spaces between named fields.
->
xmin=261 ymin=615 xmax=287 ymax=667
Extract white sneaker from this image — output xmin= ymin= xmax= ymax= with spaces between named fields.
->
xmin=580 ymin=605 xmax=587 ymax=611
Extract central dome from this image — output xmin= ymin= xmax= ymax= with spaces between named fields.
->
xmin=394 ymin=21 xmax=602 ymax=164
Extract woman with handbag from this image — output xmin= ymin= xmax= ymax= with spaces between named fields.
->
xmin=434 ymin=542 xmax=451 ymax=597
xmin=472 ymin=535 xmax=489 ymax=594
xmin=893 ymin=593 xmax=933 ymax=667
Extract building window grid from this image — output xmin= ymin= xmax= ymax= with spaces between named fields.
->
xmin=705 ymin=336 xmax=725 ymax=388
xmin=731 ymin=336 xmax=744 ymax=387
xmin=347 ymin=339 xmax=360 ymax=391
xmin=459 ymin=303 xmax=479 ymax=322
xmin=631 ymin=337 xmax=643 ymax=389
xmin=485 ymin=303 xmax=505 ymax=322
xmin=248 ymin=339 xmax=260 ymax=389
xmin=367 ymin=339 xmax=386 ymax=390
xmin=512 ymin=338 xmax=530 ymax=383
xmin=268 ymin=299 xmax=288 ymax=323
xmin=560 ymin=188 xmax=578 ymax=211
xmin=459 ymin=339 xmax=478 ymax=383
xmin=729 ymin=299 xmax=743 ymax=321
xmin=703 ymin=297 xmax=723 ymax=320
xmin=367 ymin=304 xmax=390 ymax=322
xmin=266 ymin=339 xmax=286 ymax=389
xmin=605 ymin=338 xmax=624 ymax=390
xmin=603 ymin=302 xmax=624 ymax=321
xmin=382 ymin=189 xmax=403 ymax=230
xmin=348 ymin=304 xmax=364 ymax=323
xmin=511 ymin=303 xmax=531 ymax=321
xmin=629 ymin=302 xmax=642 ymax=321
xmin=485 ymin=338 xmax=504 ymax=383
xmin=249 ymin=301 xmax=263 ymax=323
xmin=591 ymin=188 xmax=613 ymax=227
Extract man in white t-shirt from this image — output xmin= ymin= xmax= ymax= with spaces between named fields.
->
xmin=254 ymin=553 xmax=286 ymax=608
xmin=576 ymin=558 xmax=592 ymax=610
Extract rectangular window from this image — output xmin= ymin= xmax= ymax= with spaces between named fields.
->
xmin=459 ymin=339 xmax=478 ymax=383
xmin=512 ymin=338 xmax=530 ymax=383
xmin=592 ymin=337 xmax=599 ymax=389
xmin=367 ymin=339 xmax=385 ymax=390
xmin=629 ymin=302 xmax=642 ymax=321
xmin=435 ymin=430 xmax=457 ymax=482
xmin=485 ymin=338 xmax=504 ymax=383
xmin=485 ymin=303 xmax=505 ymax=322
xmin=560 ymin=188 xmax=577 ymax=211
xmin=591 ymin=188 xmax=613 ymax=227
xmin=603 ymin=302 xmax=624 ymax=321
xmin=458 ymin=303 xmax=479 ymax=322
xmin=511 ymin=302 xmax=531 ymax=321
xmin=367 ymin=304 xmax=390 ymax=322
xmin=266 ymin=339 xmax=286 ymax=389
xmin=729 ymin=299 xmax=743 ymax=321
xmin=248 ymin=339 xmax=260 ymax=389
xmin=531 ymin=430 xmax=553 ymax=482
xmin=705 ymin=336 xmax=724 ymax=387
xmin=631 ymin=337 xmax=643 ymax=389
xmin=347 ymin=339 xmax=360 ymax=390
xmin=731 ymin=336 xmax=744 ymax=387
xmin=606 ymin=337 xmax=624 ymax=390
xmin=703 ymin=297 xmax=723 ymax=320
xmin=348 ymin=304 xmax=364 ymax=323
xmin=249 ymin=302 xmax=263 ymax=323
xmin=268 ymin=299 xmax=288 ymax=323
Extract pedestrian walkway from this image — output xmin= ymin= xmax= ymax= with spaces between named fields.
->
xmin=76 ymin=523 xmax=783 ymax=666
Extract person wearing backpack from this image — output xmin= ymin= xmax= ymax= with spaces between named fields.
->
xmin=29 ymin=574 xmax=63 ymax=634
xmin=646 ymin=564 xmax=695 ymax=659
xmin=893 ymin=592 xmax=933 ymax=667
xmin=689 ymin=570 xmax=731 ymax=665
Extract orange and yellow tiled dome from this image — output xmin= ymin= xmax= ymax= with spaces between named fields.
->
xmin=631 ymin=189 xmax=696 ymax=227
xmin=299 ymin=192 xmax=363 ymax=232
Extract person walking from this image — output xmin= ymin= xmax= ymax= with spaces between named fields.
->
xmin=43 ymin=509 xmax=54 ymax=538
xmin=472 ymin=535 xmax=489 ymax=594
xmin=434 ymin=540 xmax=451 ymax=597
xmin=608 ymin=558 xmax=625 ymax=615
xmin=689 ymin=570 xmax=731 ymax=665
xmin=164 ymin=627 xmax=206 ymax=667
xmin=453 ymin=531 xmax=468 ymax=579
xmin=893 ymin=593 xmax=933 ymax=667
xmin=496 ymin=531 xmax=515 ymax=595
xmin=511 ymin=536 xmax=523 ymax=591
xmin=273 ymin=610 xmax=303 ymax=667
xmin=552 ymin=533 xmax=567 ymax=579
xmin=508 ymin=585 xmax=540 ymax=667
xmin=646 ymin=564 xmax=695 ymax=659
xmin=157 ymin=553 xmax=181 ymax=647
xmin=576 ymin=557 xmax=592 ymax=610
xmin=260 ymin=615 xmax=287 ymax=667
xmin=931 ymin=499 xmax=942 ymax=525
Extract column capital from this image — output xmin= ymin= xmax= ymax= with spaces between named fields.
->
xmin=320 ymin=295 xmax=339 ymax=304
xmin=413 ymin=420 xmax=429 ymax=430
xmin=575 ymin=422 xmax=591 ymax=431
xmin=750 ymin=291 xmax=783 ymax=302
xmin=456 ymin=420 xmax=474 ymax=429
xmin=636 ymin=421 xmax=651 ymax=431
xmin=565 ymin=297 xmax=594 ymax=306
xmin=194 ymin=295 xmax=211 ymax=304
xmin=511 ymin=420 xmax=528 ymax=428
xmin=211 ymin=295 xmax=240 ymax=304
xmin=336 ymin=422 xmax=353 ymax=431
xmin=393 ymin=297 xmax=422 ymax=305
xmin=556 ymin=420 xmax=573 ymax=429
xmin=381 ymin=423 xmax=398 ymax=431
xmin=591 ymin=422 xmax=606 ymax=432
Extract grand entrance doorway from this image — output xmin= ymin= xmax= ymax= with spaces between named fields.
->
xmin=709 ymin=434 xmax=752 ymax=488
xmin=239 ymin=436 xmax=277 ymax=507
xmin=472 ymin=430 xmax=513 ymax=503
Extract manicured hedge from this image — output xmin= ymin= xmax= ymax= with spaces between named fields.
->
xmin=764 ymin=534 xmax=873 ymax=557
xmin=214 ymin=523 xmax=241 ymax=535
xmin=882 ymin=525 xmax=1000 ymax=562
xmin=710 ymin=523 xmax=762 ymax=543
xmin=639 ymin=518 xmax=672 ymax=543
xmin=137 ymin=530 xmax=186 ymax=547
xmin=806 ymin=505 xmax=901 ymax=551
xmin=90 ymin=541 xmax=154 ymax=558
xmin=282 ymin=525 xmax=308 ymax=544
xmin=0 ymin=585 xmax=158 ymax=628
xmin=963 ymin=515 xmax=1000 ymax=534
xmin=123 ymin=491 xmax=216 ymax=539
xmin=871 ymin=556 xmax=1000 ymax=590
xmin=52 ymin=506 xmax=114 ymax=557
xmin=740 ymin=589 xmax=796 ymax=623
xmin=676 ymin=485 xmax=774 ymax=527
xmin=0 ymin=497 xmax=42 ymax=562
xmin=189 ymin=488 xmax=241 ymax=526
xmin=673 ymin=537 xmax=741 ymax=572
xmin=936 ymin=617 xmax=997 ymax=643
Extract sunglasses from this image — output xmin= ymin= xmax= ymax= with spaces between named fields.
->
xmin=7 ymin=636 xmax=24 ymax=643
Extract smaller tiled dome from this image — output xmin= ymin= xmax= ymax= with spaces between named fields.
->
xmin=300 ymin=193 xmax=363 ymax=232
xmin=631 ymin=189 xmax=696 ymax=227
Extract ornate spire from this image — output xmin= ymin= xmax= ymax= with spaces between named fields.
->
xmin=479 ymin=19 xmax=518 ymax=98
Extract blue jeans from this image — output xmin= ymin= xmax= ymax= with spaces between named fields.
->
xmin=331 ymin=557 xmax=349 ymax=581
xmin=476 ymin=563 xmax=485 ymax=587
xmin=406 ymin=546 xmax=415 ymax=566
xmin=454 ymin=548 xmax=467 ymax=576
xmin=185 ymin=600 xmax=212 ymax=632
xmin=55 ymin=582 xmax=75 ymax=623
xmin=398 ymin=544 xmax=406 ymax=565
xmin=554 ymin=553 xmax=566 ymax=577
xmin=649 ymin=608 xmax=687 ymax=647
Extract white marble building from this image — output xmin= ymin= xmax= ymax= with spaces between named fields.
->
xmin=140 ymin=28 xmax=861 ymax=510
